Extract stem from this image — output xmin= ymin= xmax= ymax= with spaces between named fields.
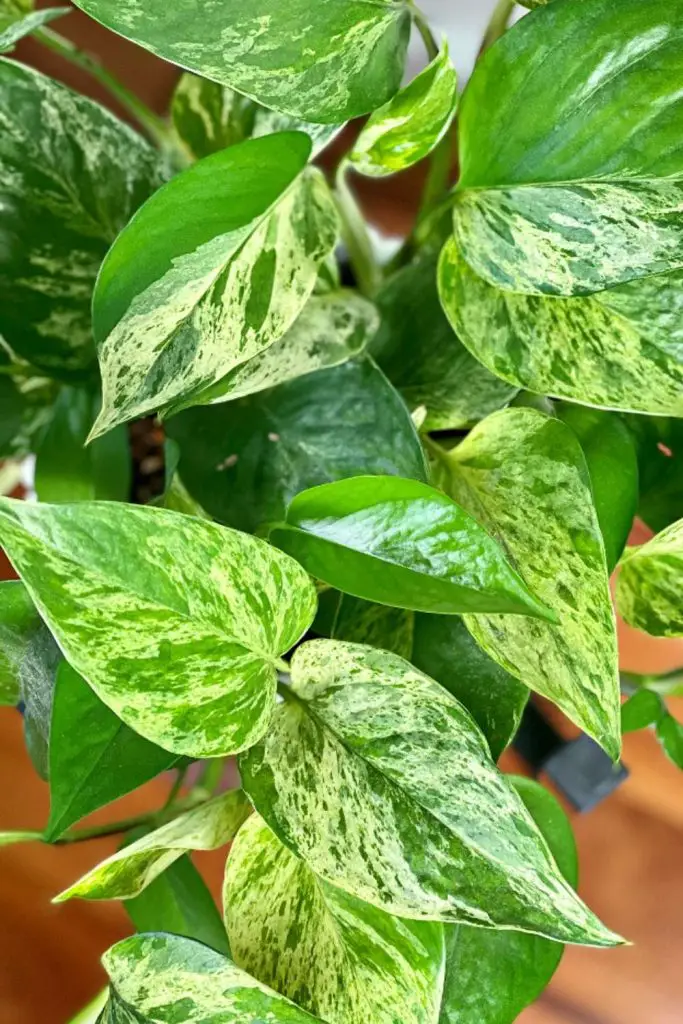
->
xmin=34 ymin=26 xmax=173 ymax=150
xmin=411 ymin=6 xmax=440 ymax=61
xmin=67 ymin=989 xmax=108 ymax=1024
xmin=54 ymin=811 xmax=158 ymax=844
xmin=195 ymin=757 xmax=226 ymax=797
xmin=335 ymin=162 xmax=382 ymax=297
xmin=163 ymin=764 xmax=189 ymax=810
xmin=480 ymin=0 xmax=515 ymax=54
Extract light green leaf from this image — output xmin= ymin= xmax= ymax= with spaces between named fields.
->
xmin=350 ymin=41 xmax=457 ymax=177
xmin=172 ymin=73 xmax=343 ymax=162
xmin=0 ymin=499 xmax=317 ymax=757
xmin=90 ymin=132 xmax=338 ymax=438
xmin=617 ymin=519 xmax=683 ymax=637
xmin=271 ymin=476 xmax=554 ymax=619
xmin=55 ymin=790 xmax=250 ymax=902
xmin=438 ymin=239 xmax=683 ymax=416
xmin=0 ymin=60 xmax=163 ymax=379
xmin=225 ymin=813 xmax=445 ymax=1024
xmin=372 ymin=256 xmax=517 ymax=431
xmin=0 ymin=0 xmax=31 ymax=27
xmin=657 ymin=714 xmax=683 ymax=769
xmin=620 ymin=689 xmax=664 ymax=734
xmin=431 ymin=407 xmax=621 ymax=759
xmin=71 ymin=0 xmax=411 ymax=123
xmin=166 ymin=358 xmax=429 ymax=535
xmin=240 ymin=639 xmax=620 ymax=945
xmin=99 ymin=933 xmax=324 ymax=1023
xmin=0 ymin=6 xmax=68 ymax=51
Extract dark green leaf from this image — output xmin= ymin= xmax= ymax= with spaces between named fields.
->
xmin=0 ymin=578 xmax=42 ymax=706
xmin=620 ymin=689 xmax=664 ymax=734
xmin=627 ymin=416 xmax=683 ymax=533
xmin=0 ymin=376 xmax=28 ymax=460
xmin=332 ymin=594 xmax=415 ymax=660
xmin=657 ymin=714 xmax=683 ymax=769
xmin=617 ymin=519 xmax=683 ymax=637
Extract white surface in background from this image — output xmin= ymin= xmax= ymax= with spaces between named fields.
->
xmin=406 ymin=1 xmax=526 ymax=81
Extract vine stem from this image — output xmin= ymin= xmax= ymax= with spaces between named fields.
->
xmin=52 ymin=790 xmax=207 ymax=845
xmin=479 ymin=0 xmax=515 ymax=54
xmin=334 ymin=161 xmax=382 ymax=298
xmin=34 ymin=26 xmax=173 ymax=150
xmin=66 ymin=988 xmax=108 ymax=1024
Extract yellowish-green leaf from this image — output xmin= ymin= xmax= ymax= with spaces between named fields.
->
xmin=617 ymin=519 xmax=683 ymax=637
xmin=224 ymin=813 xmax=445 ymax=1024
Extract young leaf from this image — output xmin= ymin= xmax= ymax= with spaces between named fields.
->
xmin=99 ymin=933 xmax=324 ymax=1023
xmin=224 ymin=814 xmax=445 ymax=1024
xmin=620 ymin=689 xmax=664 ymax=734
xmin=0 ymin=6 xmax=68 ymax=52
xmin=270 ymin=476 xmax=554 ymax=619
xmin=0 ymin=499 xmax=317 ymax=757
xmin=657 ymin=714 xmax=683 ymax=769
xmin=71 ymin=0 xmax=411 ymax=123
xmin=0 ymin=60 xmax=163 ymax=379
xmin=166 ymin=358 xmax=429 ymax=534
xmin=438 ymin=240 xmax=683 ymax=417
xmin=172 ymin=74 xmax=343 ymax=162
xmin=46 ymin=662 xmax=179 ymax=841
xmin=240 ymin=639 xmax=621 ymax=946
xmin=440 ymin=777 xmax=578 ymax=1024
xmin=90 ymin=133 xmax=338 ymax=438
xmin=617 ymin=519 xmax=683 ymax=637
xmin=349 ymin=42 xmax=457 ymax=177
xmin=55 ymin=789 xmax=250 ymax=902
xmin=431 ymin=407 xmax=621 ymax=759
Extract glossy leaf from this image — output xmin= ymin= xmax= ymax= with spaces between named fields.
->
xmin=172 ymin=74 xmax=343 ymax=162
xmin=432 ymin=407 xmax=621 ymax=759
xmin=0 ymin=60 xmax=162 ymax=378
xmin=0 ymin=499 xmax=317 ymax=757
xmin=271 ymin=475 xmax=554 ymax=619
xmin=71 ymin=0 xmax=411 ymax=123
xmin=225 ymin=813 xmax=445 ymax=1024
xmin=55 ymin=789 xmax=250 ymax=902
xmin=91 ymin=133 xmax=338 ymax=438
xmin=167 ymin=358 xmax=428 ymax=534
xmin=240 ymin=639 xmax=620 ymax=945
xmin=372 ymin=257 xmax=516 ymax=431
xmin=46 ymin=662 xmax=179 ymax=841
xmin=620 ymin=689 xmax=664 ymax=734
xmin=350 ymin=42 xmax=457 ymax=177
xmin=0 ymin=6 xmax=67 ymax=51
xmin=617 ymin=519 xmax=683 ymax=637
xmin=99 ymin=933 xmax=323 ymax=1023
xmin=440 ymin=777 xmax=578 ymax=1024
xmin=657 ymin=714 xmax=683 ymax=769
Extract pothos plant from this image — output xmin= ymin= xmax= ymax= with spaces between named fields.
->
xmin=1 ymin=0 xmax=683 ymax=1020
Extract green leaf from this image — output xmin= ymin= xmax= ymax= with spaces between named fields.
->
xmin=0 ymin=60 xmax=163 ymax=379
xmin=0 ymin=577 xmax=40 ymax=706
xmin=0 ymin=6 xmax=67 ymax=51
xmin=454 ymin=0 xmax=683 ymax=296
xmin=438 ymin=240 xmax=683 ymax=417
xmin=0 ymin=376 xmax=29 ymax=458
xmin=271 ymin=475 xmax=554 ymax=619
xmin=224 ymin=813 xmax=445 ymax=1024
xmin=71 ymin=0 xmax=411 ymax=123
xmin=172 ymin=73 xmax=343 ymax=162
xmin=0 ymin=499 xmax=317 ymax=757
xmin=622 ymin=667 xmax=683 ymax=699
xmin=617 ymin=519 xmax=683 ymax=637
xmin=628 ymin=416 xmax=683 ymax=534
xmin=432 ymin=407 xmax=621 ymax=759
xmin=90 ymin=132 xmax=338 ymax=438
xmin=620 ymin=689 xmax=664 ymax=734
xmin=35 ymin=387 xmax=130 ymax=504
xmin=332 ymin=594 xmax=415 ymax=660
xmin=657 ymin=714 xmax=683 ymax=769
xmin=99 ymin=933 xmax=324 ymax=1023
xmin=440 ymin=777 xmax=578 ymax=1024
xmin=556 ymin=405 xmax=638 ymax=572
xmin=46 ymin=662 xmax=179 ymax=841
xmin=166 ymin=358 xmax=429 ymax=535
xmin=372 ymin=257 xmax=517 ymax=431
xmin=240 ymin=639 xmax=620 ymax=946
xmin=349 ymin=41 xmax=457 ymax=177
xmin=55 ymin=789 xmax=250 ymax=902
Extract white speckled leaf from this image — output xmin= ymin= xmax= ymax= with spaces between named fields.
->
xmin=91 ymin=133 xmax=338 ymax=438
xmin=224 ymin=813 xmax=445 ymax=1024
xmin=0 ymin=6 xmax=67 ymax=51
xmin=350 ymin=42 xmax=457 ymax=177
xmin=100 ymin=933 xmax=324 ymax=1023
xmin=0 ymin=60 xmax=163 ymax=378
xmin=240 ymin=639 xmax=620 ymax=946
xmin=438 ymin=239 xmax=683 ymax=416
xmin=617 ymin=519 xmax=683 ymax=637
xmin=55 ymin=790 xmax=250 ymax=902
xmin=431 ymin=407 xmax=620 ymax=759
xmin=0 ymin=499 xmax=317 ymax=757
xmin=71 ymin=0 xmax=411 ymax=123
xmin=0 ymin=579 xmax=41 ymax=706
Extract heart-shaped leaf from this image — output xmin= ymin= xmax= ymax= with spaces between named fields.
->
xmin=617 ymin=518 xmax=683 ymax=637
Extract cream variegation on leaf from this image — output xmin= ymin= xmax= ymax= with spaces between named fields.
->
xmin=617 ymin=518 xmax=683 ymax=637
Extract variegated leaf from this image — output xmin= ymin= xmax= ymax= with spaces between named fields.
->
xmin=349 ymin=41 xmax=457 ymax=178
xmin=0 ymin=6 xmax=68 ymax=51
xmin=224 ymin=813 xmax=445 ymax=1024
xmin=55 ymin=790 xmax=250 ymax=902
xmin=438 ymin=239 xmax=683 ymax=416
xmin=172 ymin=73 xmax=343 ymax=162
xmin=431 ymin=407 xmax=621 ymax=759
xmin=71 ymin=0 xmax=411 ymax=123
xmin=0 ymin=579 xmax=41 ymax=706
xmin=100 ymin=934 xmax=324 ymax=1023
xmin=91 ymin=133 xmax=338 ymax=438
xmin=240 ymin=639 xmax=620 ymax=946
xmin=0 ymin=499 xmax=317 ymax=757
xmin=0 ymin=60 xmax=163 ymax=378
xmin=617 ymin=519 xmax=683 ymax=637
